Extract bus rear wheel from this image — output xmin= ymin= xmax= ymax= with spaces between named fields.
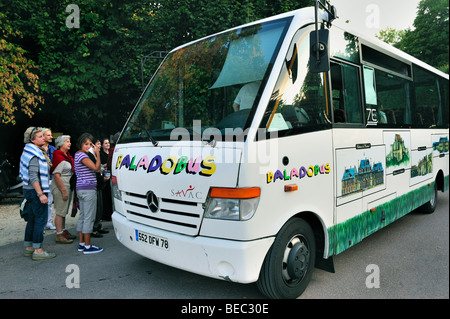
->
xmin=257 ymin=218 xmax=316 ymax=299
xmin=420 ymin=182 xmax=438 ymax=214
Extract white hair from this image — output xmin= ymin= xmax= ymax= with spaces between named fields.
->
xmin=55 ymin=135 xmax=71 ymax=149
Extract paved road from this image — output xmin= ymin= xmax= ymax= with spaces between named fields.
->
xmin=0 ymin=192 xmax=448 ymax=300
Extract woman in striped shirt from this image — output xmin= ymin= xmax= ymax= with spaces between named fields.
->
xmin=74 ymin=133 xmax=103 ymax=254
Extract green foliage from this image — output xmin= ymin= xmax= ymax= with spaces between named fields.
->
xmin=376 ymin=27 xmax=406 ymax=46
xmin=0 ymin=11 xmax=43 ymax=125
xmin=328 ymin=183 xmax=435 ymax=256
xmin=377 ymin=0 xmax=449 ymax=74
xmin=401 ymin=0 xmax=448 ymax=72
xmin=1 ymin=0 xmax=313 ymax=136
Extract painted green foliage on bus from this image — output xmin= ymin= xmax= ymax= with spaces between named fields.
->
xmin=327 ymin=182 xmax=438 ymax=256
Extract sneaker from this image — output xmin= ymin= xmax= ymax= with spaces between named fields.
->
xmin=45 ymin=223 xmax=56 ymax=230
xmin=83 ymin=245 xmax=103 ymax=255
xmin=56 ymin=233 xmax=73 ymax=244
xmin=77 ymin=244 xmax=85 ymax=252
xmin=32 ymin=250 xmax=56 ymax=261
xmin=24 ymin=249 xmax=34 ymax=257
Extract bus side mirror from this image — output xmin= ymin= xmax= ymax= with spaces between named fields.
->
xmin=310 ymin=29 xmax=330 ymax=73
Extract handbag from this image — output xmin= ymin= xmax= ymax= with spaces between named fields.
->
xmin=71 ymin=190 xmax=79 ymax=217
xmin=69 ymin=173 xmax=77 ymax=190
xmin=19 ymin=198 xmax=32 ymax=221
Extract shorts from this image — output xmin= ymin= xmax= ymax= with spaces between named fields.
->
xmin=51 ymin=181 xmax=72 ymax=217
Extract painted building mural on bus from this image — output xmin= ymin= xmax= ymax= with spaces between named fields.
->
xmin=385 ymin=133 xmax=410 ymax=170
xmin=410 ymin=152 xmax=433 ymax=180
xmin=336 ymin=145 xmax=386 ymax=206
xmin=341 ymin=158 xmax=384 ymax=197
xmin=432 ymin=136 xmax=449 ymax=155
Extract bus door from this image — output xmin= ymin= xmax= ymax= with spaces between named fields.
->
xmin=330 ymin=60 xmax=385 ymax=251
xmin=261 ymin=26 xmax=334 ymax=239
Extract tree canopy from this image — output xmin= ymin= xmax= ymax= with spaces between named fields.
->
xmin=0 ymin=12 xmax=43 ymax=125
xmin=377 ymin=0 xmax=449 ymax=74
xmin=0 ymin=0 xmax=312 ymax=136
xmin=1 ymin=0 xmax=447 ymax=161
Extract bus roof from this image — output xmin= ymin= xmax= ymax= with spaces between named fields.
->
xmin=332 ymin=18 xmax=449 ymax=80
xmin=170 ymin=6 xmax=448 ymax=80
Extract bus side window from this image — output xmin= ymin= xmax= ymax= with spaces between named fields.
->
xmin=374 ymin=69 xmax=413 ymax=127
xmin=439 ymin=77 xmax=449 ymax=128
xmin=330 ymin=61 xmax=363 ymax=124
xmin=413 ymin=65 xmax=442 ymax=128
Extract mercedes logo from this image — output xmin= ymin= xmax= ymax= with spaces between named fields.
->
xmin=146 ymin=191 xmax=159 ymax=213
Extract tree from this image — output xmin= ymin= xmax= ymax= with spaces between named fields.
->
xmin=0 ymin=12 xmax=43 ymax=125
xmin=377 ymin=0 xmax=449 ymax=73
xmin=376 ymin=27 xmax=406 ymax=46
xmin=1 ymin=0 xmax=314 ymax=136
xmin=399 ymin=0 xmax=449 ymax=73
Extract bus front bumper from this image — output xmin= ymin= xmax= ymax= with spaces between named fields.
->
xmin=112 ymin=211 xmax=274 ymax=283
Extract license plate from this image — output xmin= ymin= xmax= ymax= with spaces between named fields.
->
xmin=135 ymin=230 xmax=169 ymax=251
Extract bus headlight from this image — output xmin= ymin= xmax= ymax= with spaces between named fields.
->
xmin=111 ymin=175 xmax=122 ymax=201
xmin=204 ymin=187 xmax=260 ymax=221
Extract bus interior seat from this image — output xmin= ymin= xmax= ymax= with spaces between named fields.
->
xmin=384 ymin=109 xmax=396 ymax=124
xmin=418 ymin=106 xmax=436 ymax=126
xmin=280 ymin=105 xmax=310 ymax=128
xmin=334 ymin=108 xmax=346 ymax=123
xmin=416 ymin=112 xmax=423 ymax=125
xmin=393 ymin=109 xmax=405 ymax=124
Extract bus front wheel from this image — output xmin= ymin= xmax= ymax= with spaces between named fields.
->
xmin=257 ymin=218 xmax=316 ymax=299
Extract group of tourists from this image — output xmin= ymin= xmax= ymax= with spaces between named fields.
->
xmin=19 ymin=126 xmax=116 ymax=260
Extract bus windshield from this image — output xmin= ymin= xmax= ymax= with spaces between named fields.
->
xmin=120 ymin=18 xmax=291 ymax=143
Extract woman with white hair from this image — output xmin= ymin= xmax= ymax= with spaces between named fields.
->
xmin=20 ymin=127 xmax=56 ymax=260
xmin=50 ymin=135 xmax=76 ymax=244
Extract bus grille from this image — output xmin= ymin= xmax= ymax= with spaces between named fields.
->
xmin=122 ymin=192 xmax=204 ymax=236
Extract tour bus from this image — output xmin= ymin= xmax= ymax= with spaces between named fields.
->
xmin=110 ymin=1 xmax=449 ymax=298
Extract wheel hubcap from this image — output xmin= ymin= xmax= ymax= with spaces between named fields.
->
xmin=282 ymin=236 xmax=310 ymax=282
xmin=430 ymin=188 xmax=437 ymax=207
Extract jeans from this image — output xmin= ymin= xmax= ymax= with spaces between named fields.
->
xmin=23 ymin=189 xmax=48 ymax=249
xmin=93 ymin=189 xmax=103 ymax=231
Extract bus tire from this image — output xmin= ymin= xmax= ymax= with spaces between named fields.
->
xmin=257 ymin=218 xmax=315 ymax=299
xmin=420 ymin=182 xmax=438 ymax=214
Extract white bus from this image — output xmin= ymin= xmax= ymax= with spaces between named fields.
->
xmin=110 ymin=1 xmax=449 ymax=298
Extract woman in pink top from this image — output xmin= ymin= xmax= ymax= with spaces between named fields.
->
xmin=74 ymin=133 xmax=103 ymax=254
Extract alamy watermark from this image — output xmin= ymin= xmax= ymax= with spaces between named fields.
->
xmin=66 ymin=264 xmax=80 ymax=288
xmin=65 ymin=4 xmax=80 ymax=29
xmin=365 ymin=264 xmax=380 ymax=288
xmin=365 ymin=4 xmax=380 ymax=29
xmin=167 ymin=122 xmax=280 ymax=170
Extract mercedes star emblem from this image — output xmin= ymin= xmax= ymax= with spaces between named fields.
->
xmin=146 ymin=191 xmax=159 ymax=213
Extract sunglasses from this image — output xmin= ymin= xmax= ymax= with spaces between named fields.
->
xmin=29 ymin=127 xmax=37 ymax=139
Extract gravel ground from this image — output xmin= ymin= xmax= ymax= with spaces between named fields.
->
xmin=0 ymin=197 xmax=79 ymax=247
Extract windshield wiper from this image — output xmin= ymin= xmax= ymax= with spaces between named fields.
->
xmin=128 ymin=121 xmax=159 ymax=146
xmin=146 ymin=130 xmax=159 ymax=146
xmin=202 ymin=136 xmax=216 ymax=148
